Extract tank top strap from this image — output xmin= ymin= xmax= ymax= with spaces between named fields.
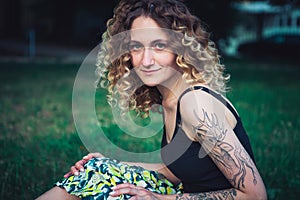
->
xmin=178 ymin=86 xmax=240 ymax=120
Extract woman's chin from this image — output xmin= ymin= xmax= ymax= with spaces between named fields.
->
xmin=138 ymin=77 xmax=160 ymax=87
xmin=143 ymin=82 xmax=159 ymax=87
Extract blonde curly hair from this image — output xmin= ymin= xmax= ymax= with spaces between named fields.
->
xmin=96 ymin=0 xmax=230 ymax=118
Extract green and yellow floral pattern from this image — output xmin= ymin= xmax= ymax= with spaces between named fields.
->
xmin=56 ymin=157 xmax=183 ymax=199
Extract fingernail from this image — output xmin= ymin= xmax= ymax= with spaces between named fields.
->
xmin=83 ymin=156 xmax=88 ymax=159
xmin=74 ymin=171 xmax=79 ymax=176
xmin=109 ymin=191 xmax=116 ymax=195
xmin=80 ymin=168 xmax=84 ymax=172
xmin=111 ymin=186 xmax=117 ymax=190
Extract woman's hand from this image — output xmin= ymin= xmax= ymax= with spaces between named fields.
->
xmin=63 ymin=152 xmax=104 ymax=178
xmin=110 ymin=183 xmax=163 ymax=200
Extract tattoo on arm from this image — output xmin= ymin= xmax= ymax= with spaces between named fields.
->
xmin=192 ymin=109 xmax=257 ymax=189
xmin=175 ymin=188 xmax=237 ymax=200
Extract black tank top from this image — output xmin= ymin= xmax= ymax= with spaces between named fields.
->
xmin=161 ymin=86 xmax=255 ymax=193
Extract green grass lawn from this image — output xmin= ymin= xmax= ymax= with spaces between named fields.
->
xmin=0 ymin=58 xmax=299 ymax=199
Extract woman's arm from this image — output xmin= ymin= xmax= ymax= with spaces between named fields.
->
xmin=110 ymin=184 xmax=243 ymax=199
xmin=164 ymin=188 xmax=254 ymax=200
xmin=178 ymin=91 xmax=267 ymax=199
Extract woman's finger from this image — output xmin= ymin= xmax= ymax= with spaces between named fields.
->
xmin=81 ymin=153 xmax=100 ymax=162
xmin=112 ymin=183 xmax=135 ymax=189
xmin=63 ymin=152 xmax=104 ymax=179
xmin=110 ymin=183 xmax=141 ymax=197
xmin=63 ymin=171 xmax=72 ymax=178
xmin=82 ymin=154 xmax=93 ymax=161
xmin=110 ymin=187 xmax=139 ymax=197
xmin=110 ymin=184 xmax=159 ymax=199
xmin=71 ymin=166 xmax=80 ymax=176
xmin=89 ymin=152 xmax=104 ymax=159
xmin=75 ymin=160 xmax=85 ymax=172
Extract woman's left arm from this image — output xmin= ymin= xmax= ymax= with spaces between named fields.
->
xmin=111 ymin=92 xmax=267 ymax=199
xmin=173 ymin=92 xmax=267 ymax=199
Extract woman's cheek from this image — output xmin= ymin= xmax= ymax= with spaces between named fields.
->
xmin=130 ymin=55 xmax=141 ymax=67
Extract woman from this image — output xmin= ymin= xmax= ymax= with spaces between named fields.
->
xmin=37 ymin=0 xmax=267 ymax=199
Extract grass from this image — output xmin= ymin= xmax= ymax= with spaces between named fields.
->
xmin=0 ymin=57 xmax=299 ymax=199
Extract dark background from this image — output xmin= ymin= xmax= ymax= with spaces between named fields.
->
xmin=1 ymin=0 xmax=299 ymax=58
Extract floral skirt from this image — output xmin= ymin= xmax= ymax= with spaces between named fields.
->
xmin=56 ymin=157 xmax=183 ymax=199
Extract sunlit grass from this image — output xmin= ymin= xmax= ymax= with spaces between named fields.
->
xmin=0 ymin=58 xmax=299 ymax=199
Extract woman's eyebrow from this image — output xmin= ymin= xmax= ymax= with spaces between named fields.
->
xmin=129 ymin=39 xmax=168 ymax=46
xmin=129 ymin=40 xmax=142 ymax=44
xmin=151 ymin=39 xmax=168 ymax=44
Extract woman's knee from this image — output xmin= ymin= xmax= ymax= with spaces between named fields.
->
xmin=36 ymin=186 xmax=80 ymax=200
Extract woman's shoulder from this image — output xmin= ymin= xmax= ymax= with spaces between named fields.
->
xmin=179 ymin=85 xmax=237 ymax=112
xmin=179 ymin=84 xmax=238 ymax=129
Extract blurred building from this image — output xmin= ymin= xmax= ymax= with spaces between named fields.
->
xmin=2 ymin=0 xmax=299 ymax=58
xmin=220 ymin=1 xmax=300 ymax=56
xmin=0 ymin=0 xmax=116 ymax=47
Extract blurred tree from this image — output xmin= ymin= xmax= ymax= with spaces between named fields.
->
xmin=0 ymin=0 xmax=241 ymax=47
xmin=29 ymin=0 xmax=78 ymax=44
xmin=51 ymin=0 xmax=78 ymax=44
xmin=2 ymin=0 xmax=21 ymax=38
xmin=185 ymin=0 xmax=237 ymax=41
xmin=232 ymin=0 xmax=299 ymax=6
xmin=269 ymin=0 xmax=299 ymax=6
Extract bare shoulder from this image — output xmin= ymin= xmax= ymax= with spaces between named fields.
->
xmin=179 ymin=87 xmax=238 ymax=137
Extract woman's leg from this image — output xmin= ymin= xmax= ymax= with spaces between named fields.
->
xmin=36 ymin=186 xmax=80 ymax=200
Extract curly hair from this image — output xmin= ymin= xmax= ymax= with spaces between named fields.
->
xmin=96 ymin=0 xmax=230 ymax=117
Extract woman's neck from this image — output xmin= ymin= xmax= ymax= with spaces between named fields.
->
xmin=157 ymin=76 xmax=189 ymax=109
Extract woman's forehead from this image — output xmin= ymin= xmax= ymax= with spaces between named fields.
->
xmin=131 ymin=16 xmax=160 ymax=29
xmin=130 ymin=28 xmax=168 ymax=43
xmin=130 ymin=16 xmax=168 ymax=42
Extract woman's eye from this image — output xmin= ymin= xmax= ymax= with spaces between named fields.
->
xmin=129 ymin=44 xmax=143 ymax=52
xmin=154 ymin=43 xmax=167 ymax=50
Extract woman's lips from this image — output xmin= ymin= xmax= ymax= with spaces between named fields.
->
xmin=140 ymin=68 xmax=161 ymax=75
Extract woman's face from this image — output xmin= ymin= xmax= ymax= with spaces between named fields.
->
xmin=129 ymin=16 xmax=180 ymax=87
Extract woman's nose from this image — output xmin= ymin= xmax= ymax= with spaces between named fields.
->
xmin=141 ymin=48 xmax=154 ymax=67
